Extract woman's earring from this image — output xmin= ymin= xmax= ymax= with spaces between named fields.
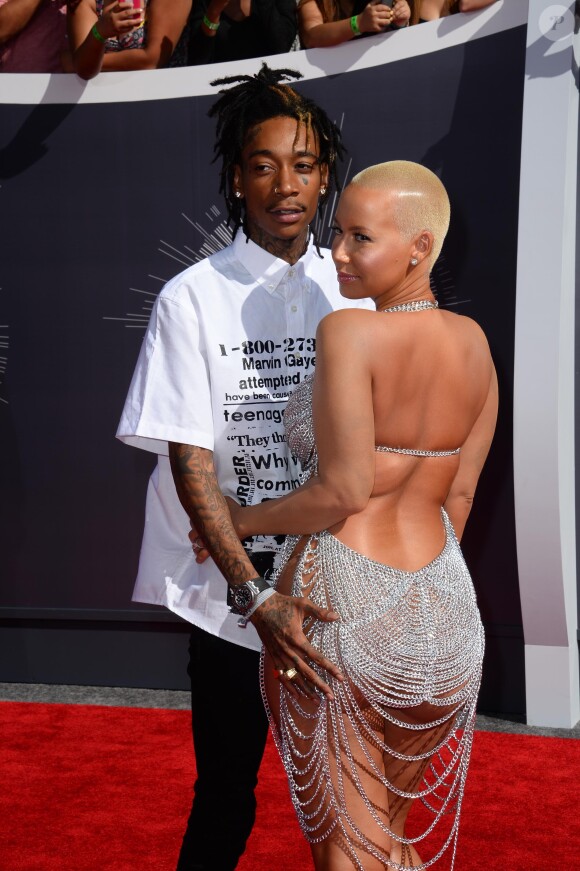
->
xmin=410 ymin=257 xmax=419 ymax=266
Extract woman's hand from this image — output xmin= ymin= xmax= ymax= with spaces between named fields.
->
xmin=392 ymin=0 xmax=411 ymax=27
xmin=188 ymin=524 xmax=210 ymax=563
xmin=358 ymin=0 xmax=393 ymax=33
xmin=95 ymin=0 xmax=143 ymax=40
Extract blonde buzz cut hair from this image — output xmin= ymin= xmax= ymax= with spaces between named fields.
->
xmin=350 ymin=161 xmax=451 ymax=267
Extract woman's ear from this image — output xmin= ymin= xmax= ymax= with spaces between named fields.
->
xmin=412 ymin=231 xmax=434 ymax=262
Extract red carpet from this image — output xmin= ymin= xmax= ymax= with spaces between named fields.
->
xmin=1 ymin=701 xmax=578 ymax=870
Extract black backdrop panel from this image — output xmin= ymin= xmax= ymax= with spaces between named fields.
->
xmin=0 ymin=25 xmax=526 ymax=707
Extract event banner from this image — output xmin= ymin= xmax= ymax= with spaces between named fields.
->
xmin=0 ymin=16 xmax=526 ymax=656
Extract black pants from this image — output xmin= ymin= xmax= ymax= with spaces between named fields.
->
xmin=175 ymin=624 xmax=269 ymax=871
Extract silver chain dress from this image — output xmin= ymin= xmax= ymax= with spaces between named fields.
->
xmin=260 ymin=374 xmax=484 ymax=870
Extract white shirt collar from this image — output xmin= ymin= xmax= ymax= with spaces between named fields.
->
xmin=232 ymin=231 xmax=318 ymax=295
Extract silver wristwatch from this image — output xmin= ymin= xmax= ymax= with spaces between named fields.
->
xmin=229 ymin=576 xmax=272 ymax=616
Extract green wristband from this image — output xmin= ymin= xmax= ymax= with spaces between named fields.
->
xmin=350 ymin=14 xmax=360 ymax=36
xmin=91 ymin=23 xmax=106 ymax=43
xmin=202 ymin=14 xmax=220 ymax=31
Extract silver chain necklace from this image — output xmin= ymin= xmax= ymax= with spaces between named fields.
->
xmin=380 ymin=299 xmax=438 ymax=313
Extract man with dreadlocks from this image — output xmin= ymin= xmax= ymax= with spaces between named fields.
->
xmin=117 ymin=63 xmax=370 ymax=871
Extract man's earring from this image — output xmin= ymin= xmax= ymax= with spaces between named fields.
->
xmin=234 ymin=191 xmax=242 ymax=199
xmin=320 ymin=186 xmax=327 ymax=195
xmin=410 ymin=257 xmax=419 ymax=266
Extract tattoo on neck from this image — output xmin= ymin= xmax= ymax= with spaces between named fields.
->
xmin=248 ymin=224 xmax=309 ymax=265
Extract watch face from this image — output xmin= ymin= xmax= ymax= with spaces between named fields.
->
xmin=233 ymin=585 xmax=254 ymax=612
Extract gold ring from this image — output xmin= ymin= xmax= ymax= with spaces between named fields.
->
xmin=284 ymin=668 xmax=298 ymax=681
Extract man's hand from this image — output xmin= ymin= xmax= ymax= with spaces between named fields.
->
xmin=188 ymin=510 xmax=343 ymax=700
xmin=223 ymin=493 xmax=343 ymax=698
xmin=251 ymin=592 xmax=344 ymax=701
xmin=184 ymin=483 xmax=343 ymax=697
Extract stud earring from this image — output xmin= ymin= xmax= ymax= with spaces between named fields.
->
xmin=234 ymin=191 xmax=242 ymax=199
xmin=410 ymin=257 xmax=419 ymax=266
xmin=320 ymin=186 xmax=327 ymax=195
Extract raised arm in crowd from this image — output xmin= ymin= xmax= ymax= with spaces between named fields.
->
xmin=66 ymin=0 xmax=190 ymax=79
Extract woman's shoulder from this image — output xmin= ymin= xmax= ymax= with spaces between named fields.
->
xmin=444 ymin=310 xmax=490 ymax=345
xmin=442 ymin=312 xmax=494 ymax=379
xmin=317 ymin=306 xmax=378 ymax=335
xmin=315 ymin=309 xmax=380 ymax=362
xmin=320 ymin=306 xmax=377 ymax=324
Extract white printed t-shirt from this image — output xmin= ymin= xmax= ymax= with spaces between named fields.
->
xmin=117 ymin=231 xmax=370 ymax=651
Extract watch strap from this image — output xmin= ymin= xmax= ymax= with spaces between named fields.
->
xmin=243 ymin=586 xmax=276 ymax=621
xmin=246 ymin=576 xmax=271 ymax=593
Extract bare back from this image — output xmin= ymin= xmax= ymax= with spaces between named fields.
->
xmin=319 ymin=308 xmax=497 ymax=571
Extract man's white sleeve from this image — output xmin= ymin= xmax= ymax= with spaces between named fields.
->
xmin=116 ymin=290 xmax=213 ymax=456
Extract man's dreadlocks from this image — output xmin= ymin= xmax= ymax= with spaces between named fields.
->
xmin=209 ymin=63 xmax=345 ymax=252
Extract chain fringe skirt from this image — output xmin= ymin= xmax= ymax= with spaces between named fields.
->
xmin=260 ymin=510 xmax=484 ymax=870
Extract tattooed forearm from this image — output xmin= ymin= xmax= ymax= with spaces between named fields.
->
xmin=168 ymin=442 xmax=256 ymax=586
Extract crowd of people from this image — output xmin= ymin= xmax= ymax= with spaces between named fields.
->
xmin=0 ymin=0 xmax=498 ymax=75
